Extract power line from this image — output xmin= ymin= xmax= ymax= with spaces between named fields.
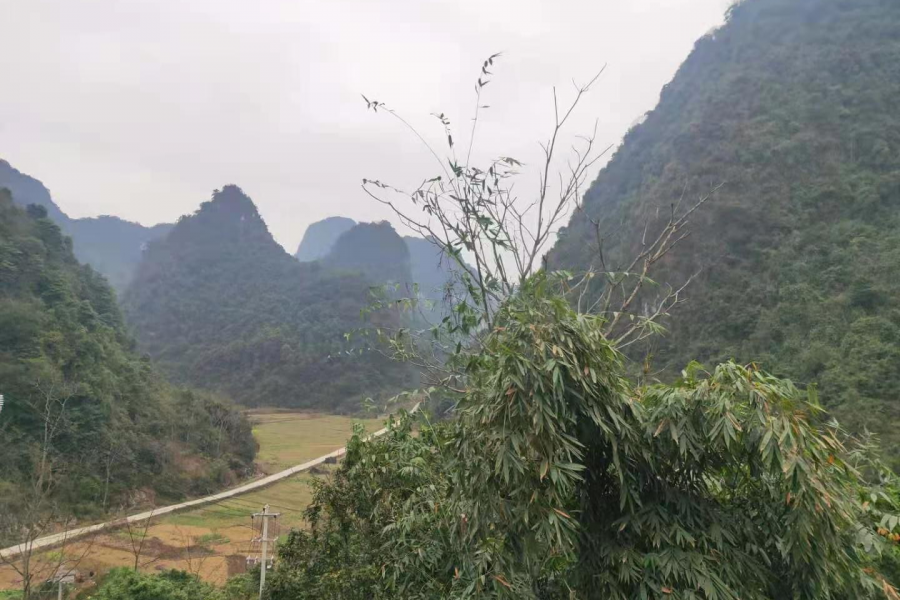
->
xmin=219 ymin=498 xmax=307 ymax=515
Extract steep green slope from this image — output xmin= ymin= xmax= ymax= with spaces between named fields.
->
xmin=299 ymin=216 xmax=464 ymax=315
xmin=122 ymin=186 xmax=410 ymax=411
xmin=550 ymin=0 xmax=900 ymax=460
xmin=323 ymin=221 xmax=412 ymax=284
xmin=295 ymin=216 xmax=356 ymax=261
xmin=0 ymin=191 xmax=254 ymax=517
xmin=0 ymin=159 xmax=173 ymax=291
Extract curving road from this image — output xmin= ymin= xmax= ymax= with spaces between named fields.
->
xmin=0 ymin=414 xmax=406 ymax=561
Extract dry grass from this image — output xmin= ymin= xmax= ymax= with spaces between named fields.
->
xmin=252 ymin=412 xmax=383 ymax=473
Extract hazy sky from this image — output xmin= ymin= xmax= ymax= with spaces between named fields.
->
xmin=1 ymin=0 xmax=731 ymax=252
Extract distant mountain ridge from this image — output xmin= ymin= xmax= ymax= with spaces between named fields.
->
xmin=295 ymin=216 xmax=356 ymax=261
xmin=0 ymin=158 xmax=173 ymax=291
xmin=323 ymin=221 xmax=412 ymax=284
xmin=123 ymin=186 xmax=412 ymax=411
xmin=298 ymin=216 xmax=463 ymax=312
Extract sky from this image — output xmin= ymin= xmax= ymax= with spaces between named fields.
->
xmin=0 ymin=0 xmax=731 ymax=253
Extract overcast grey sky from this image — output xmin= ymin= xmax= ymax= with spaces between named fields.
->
xmin=1 ymin=0 xmax=731 ymax=252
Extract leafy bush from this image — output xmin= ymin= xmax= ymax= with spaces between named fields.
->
xmin=264 ymin=283 xmax=900 ymax=599
xmin=89 ymin=569 xmax=224 ymax=600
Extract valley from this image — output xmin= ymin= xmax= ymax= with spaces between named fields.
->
xmin=2 ymin=0 xmax=900 ymax=597
xmin=0 ymin=410 xmax=384 ymax=592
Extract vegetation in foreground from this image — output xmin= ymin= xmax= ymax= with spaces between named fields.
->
xmin=256 ymin=7 xmax=900 ymax=593
xmin=264 ymin=282 xmax=900 ymax=599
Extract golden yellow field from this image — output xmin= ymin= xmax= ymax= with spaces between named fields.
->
xmin=0 ymin=411 xmax=385 ymax=592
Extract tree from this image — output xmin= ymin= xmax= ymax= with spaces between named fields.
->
xmin=360 ymin=55 xmax=720 ymax=394
xmin=89 ymin=568 xmax=224 ymax=600
xmin=0 ymin=191 xmax=257 ymax=520
xmin=267 ymin=286 xmax=900 ymax=599
xmin=264 ymin=55 xmax=900 ymax=600
xmin=0 ymin=377 xmax=93 ymax=600
xmin=546 ymin=0 xmax=900 ymax=467
xmin=121 ymin=510 xmax=157 ymax=572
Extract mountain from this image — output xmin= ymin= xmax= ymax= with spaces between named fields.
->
xmin=404 ymin=235 xmax=458 ymax=309
xmin=550 ymin=0 xmax=900 ymax=462
xmin=122 ymin=186 xmax=411 ymax=411
xmin=295 ymin=216 xmax=356 ymax=261
xmin=0 ymin=159 xmax=69 ymax=225
xmin=0 ymin=189 xmax=255 ymax=516
xmin=67 ymin=217 xmax=174 ymax=291
xmin=0 ymin=159 xmax=172 ymax=291
xmin=300 ymin=216 xmax=463 ymax=313
xmin=323 ymin=221 xmax=412 ymax=284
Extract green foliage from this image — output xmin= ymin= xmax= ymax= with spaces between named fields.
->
xmin=265 ymin=281 xmax=900 ymax=600
xmin=122 ymin=186 xmax=412 ymax=411
xmin=323 ymin=221 xmax=411 ymax=284
xmin=88 ymin=569 xmax=229 ymax=600
xmin=548 ymin=0 xmax=900 ymax=465
xmin=0 ymin=191 xmax=255 ymax=516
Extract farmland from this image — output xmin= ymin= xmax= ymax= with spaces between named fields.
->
xmin=0 ymin=411 xmax=384 ymax=592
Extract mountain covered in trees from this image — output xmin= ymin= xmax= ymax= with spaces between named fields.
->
xmin=122 ymin=186 xmax=411 ymax=411
xmin=0 ymin=190 xmax=255 ymax=519
xmin=294 ymin=215 xmax=356 ymax=261
xmin=550 ymin=0 xmax=900 ymax=462
xmin=323 ymin=221 xmax=412 ymax=284
xmin=0 ymin=159 xmax=173 ymax=292
xmin=299 ymin=216 xmax=462 ymax=312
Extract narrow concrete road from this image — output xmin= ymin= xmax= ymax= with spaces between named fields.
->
xmin=0 ymin=414 xmax=406 ymax=561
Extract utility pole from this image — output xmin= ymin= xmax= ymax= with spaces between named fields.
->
xmin=252 ymin=504 xmax=280 ymax=599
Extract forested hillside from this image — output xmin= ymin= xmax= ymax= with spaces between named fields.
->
xmin=0 ymin=159 xmax=173 ymax=291
xmin=550 ymin=0 xmax=900 ymax=462
xmin=323 ymin=221 xmax=412 ymax=284
xmin=122 ymin=186 xmax=411 ymax=411
xmin=298 ymin=216 xmax=464 ymax=313
xmin=0 ymin=190 xmax=254 ymax=519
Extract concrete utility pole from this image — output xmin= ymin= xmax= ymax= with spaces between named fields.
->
xmin=253 ymin=504 xmax=280 ymax=599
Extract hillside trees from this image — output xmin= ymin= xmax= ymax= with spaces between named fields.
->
xmin=547 ymin=0 xmax=900 ymax=464
xmin=0 ymin=159 xmax=173 ymax=292
xmin=0 ymin=190 xmax=256 ymax=523
xmin=323 ymin=221 xmax=412 ymax=285
xmin=122 ymin=186 xmax=413 ymax=411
